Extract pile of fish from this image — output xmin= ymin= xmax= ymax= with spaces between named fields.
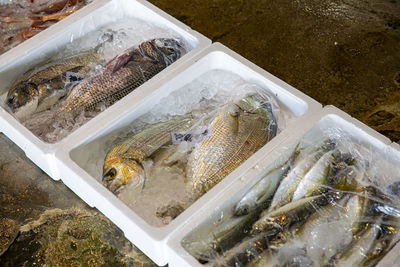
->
xmin=0 ymin=0 xmax=91 ymax=55
xmin=3 ymin=37 xmax=185 ymax=142
xmin=182 ymin=138 xmax=400 ymax=266
xmin=102 ymin=91 xmax=279 ymax=217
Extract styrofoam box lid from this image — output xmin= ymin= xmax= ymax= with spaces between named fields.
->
xmin=53 ymin=42 xmax=323 ymax=265
xmin=0 ymin=0 xmax=210 ymax=179
xmin=166 ymin=105 xmax=398 ymax=267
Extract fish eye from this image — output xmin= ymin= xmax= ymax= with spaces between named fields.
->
xmin=103 ymin=168 xmax=117 ymax=181
xmin=154 ymin=39 xmax=163 ymax=47
xmin=7 ymin=95 xmax=15 ymax=104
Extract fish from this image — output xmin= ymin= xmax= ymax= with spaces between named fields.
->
xmin=102 ymin=114 xmax=193 ymax=193
xmin=233 ymin=164 xmax=290 ymax=216
xmin=250 ymin=192 xmax=342 ymax=235
xmin=212 ymin=231 xmax=278 ymax=267
xmin=267 ymin=140 xmax=336 ymax=212
xmin=186 ymin=94 xmax=277 ymax=200
xmin=291 ymin=150 xmax=337 ymax=202
xmin=5 ymin=50 xmax=101 ymax=120
xmin=245 ymin=249 xmax=278 ymax=267
xmin=290 ymin=149 xmax=354 ymax=201
xmin=181 ymin=209 xmax=261 ymax=262
xmin=343 ymin=192 xmax=372 ymax=234
xmin=213 ymin=219 xmax=304 ymax=267
xmin=328 ymin=222 xmax=382 ymax=267
xmin=57 ymin=38 xmax=185 ymax=114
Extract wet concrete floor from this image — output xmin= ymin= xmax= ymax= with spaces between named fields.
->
xmin=149 ymin=0 xmax=400 ymax=141
xmin=0 ymin=134 xmax=156 ymax=266
xmin=0 ymin=0 xmax=400 ymax=265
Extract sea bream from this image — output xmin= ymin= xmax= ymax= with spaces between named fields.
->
xmin=103 ymin=114 xmax=194 ymax=193
xmin=57 ymin=38 xmax=185 ymax=114
xmin=5 ymin=50 xmax=101 ymax=120
xmin=186 ymin=93 xmax=278 ymax=201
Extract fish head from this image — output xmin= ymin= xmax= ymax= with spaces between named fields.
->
xmin=236 ymin=94 xmax=271 ymax=117
xmin=251 ymin=217 xmax=283 ymax=235
xmin=234 ymin=204 xmax=251 ymax=216
xmin=6 ymin=82 xmax=39 ymax=119
xmin=102 ymin=157 xmax=145 ymax=194
xmin=141 ymin=38 xmax=185 ymax=65
xmin=236 ymin=94 xmax=278 ymax=135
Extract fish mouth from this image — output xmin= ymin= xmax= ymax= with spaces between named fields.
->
xmin=147 ymin=38 xmax=185 ymax=64
xmin=6 ymin=82 xmax=38 ymax=112
xmin=102 ymin=167 xmax=120 ymax=193
xmin=102 ymin=167 xmax=117 ymax=182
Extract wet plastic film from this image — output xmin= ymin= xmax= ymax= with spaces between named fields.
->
xmin=181 ymin=116 xmax=400 ymax=266
xmin=0 ymin=15 xmax=190 ymax=143
xmin=93 ymin=69 xmax=285 ymax=227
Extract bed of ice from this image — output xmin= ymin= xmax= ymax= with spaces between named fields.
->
xmin=0 ymin=17 xmax=190 ymax=143
xmin=181 ymin=117 xmax=400 ymax=266
xmin=74 ymin=69 xmax=287 ymax=227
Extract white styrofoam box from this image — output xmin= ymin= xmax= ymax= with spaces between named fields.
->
xmin=167 ymin=105 xmax=398 ymax=267
xmin=0 ymin=0 xmax=210 ymax=179
xmin=53 ymin=43 xmax=322 ymax=265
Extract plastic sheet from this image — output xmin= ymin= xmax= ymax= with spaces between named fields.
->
xmin=181 ymin=117 xmax=400 ymax=266
xmin=0 ymin=0 xmax=91 ymax=55
xmin=90 ymin=69 xmax=285 ymax=227
xmin=0 ymin=18 xmax=189 ymax=143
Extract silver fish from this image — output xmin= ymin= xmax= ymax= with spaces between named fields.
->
xmin=330 ymin=223 xmax=382 ymax=267
xmin=181 ymin=210 xmax=259 ymax=262
xmin=234 ymin=164 xmax=290 ymax=216
xmin=291 ymin=149 xmax=339 ymax=201
xmin=251 ymin=192 xmax=342 ymax=235
xmin=268 ymin=144 xmax=335 ymax=212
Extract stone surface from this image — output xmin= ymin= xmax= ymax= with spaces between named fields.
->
xmin=0 ymin=134 xmax=156 ymax=266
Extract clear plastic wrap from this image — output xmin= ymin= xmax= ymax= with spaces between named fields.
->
xmin=181 ymin=117 xmax=400 ymax=266
xmin=0 ymin=18 xmax=189 ymax=143
xmin=0 ymin=0 xmax=91 ymax=55
xmin=90 ymin=69 xmax=285 ymax=227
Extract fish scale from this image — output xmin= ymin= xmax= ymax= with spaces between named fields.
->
xmin=58 ymin=38 xmax=185 ymax=114
xmin=106 ymin=115 xmax=193 ymax=162
xmin=187 ymin=95 xmax=277 ymax=199
xmin=59 ymin=60 xmax=164 ymax=113
xmin=103 ymin=114 xmax=194 ymax=192
xmin=6 ymin=51 xmax=101 ymax=119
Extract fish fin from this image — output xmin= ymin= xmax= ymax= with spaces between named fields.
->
xmin=140 ymin=159 xmax=153 ymax=191
xmin=107 ymin=51 xmax=139 ymax=73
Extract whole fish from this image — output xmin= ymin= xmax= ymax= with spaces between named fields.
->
xmin=213 ymin=220 xmax=303 ymax=267
xmin=103 ymin=115 xmax=193 ymax=193
xmin=362 ymin=225 xmax=400 ymax=266
xmin=328 ymin=222 xmax=382 ymax=267
xmin=291 ymin=149 xmax=353 ymax=201
xmin=212 ymin=231 xmax=277 ymax=267
xmin=186 ymin=94 xmax=277 ymax=200
xmin=251 ymin=192 xmax=342 ymax=235
xmin=58 ymin=38 xmax=185 ymax=114
xmin=5 ymin=50 xmax=101 ymax=120
xmin=233 ymin=164 xmax=290 ymax=216
xmin=245 ymin=249 xmax=278 ymax=267
xmin=343 ymin=192 xmax=372 ymax=234
xmin=182 ymin=209 xmax=261 ymax=262
xmin=268 ymin=141 xmax=336 ymax=212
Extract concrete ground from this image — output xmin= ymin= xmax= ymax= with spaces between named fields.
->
xmin=149 ymin=0 xmax=400 ymax=141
